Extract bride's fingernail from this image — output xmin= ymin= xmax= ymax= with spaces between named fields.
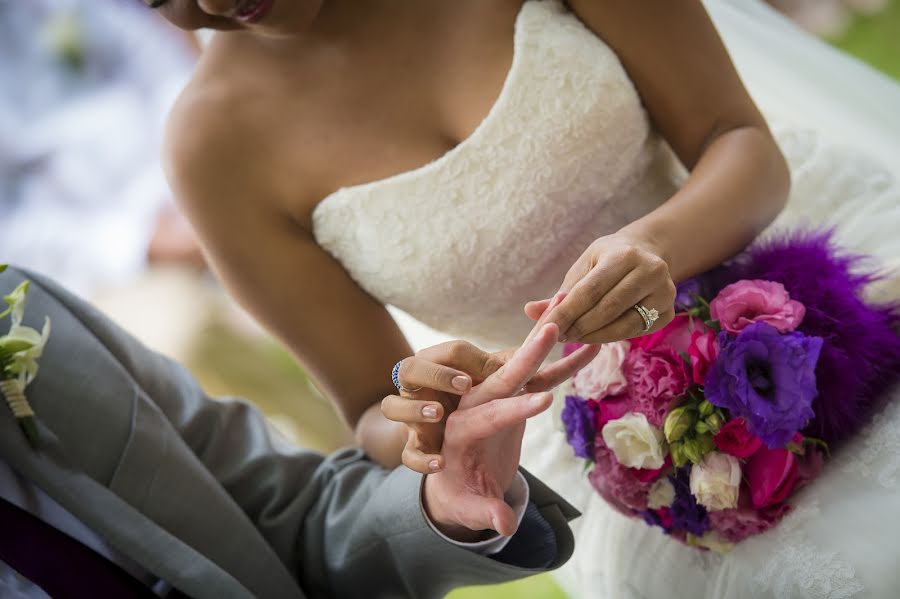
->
xmin=451 ymin=376 xmax=470 ymax=392
xmin=429 ymin=459 xmax=441 ymax=471
xmin=422 ymin=405 xmax=438 ymax=419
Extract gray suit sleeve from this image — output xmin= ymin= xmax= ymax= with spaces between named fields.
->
xmin=2 ymin=268 xmax=577 ymax=599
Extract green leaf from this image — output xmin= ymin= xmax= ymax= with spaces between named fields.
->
xmin=0 ymin=337 xmax=34 ymax=355
xmin=0 ymin=264 xmax=7 ymax=273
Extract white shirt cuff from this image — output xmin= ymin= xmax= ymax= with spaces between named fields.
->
xmin=421 ymin=471 xmax=530 ymax=556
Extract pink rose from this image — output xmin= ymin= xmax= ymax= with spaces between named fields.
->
xmin=687 ymin=329 xmax=719 ymax=385
xmin=632 ymin=314 xmax=698 ymax=354
xmin=714 ymin=418 xmax=764 ymax=459
xmin=573 ymin=341 xmax=630 ymax=400
xmin=745 ymin=445 xmax=799 ymax=508
xmin=623 ymin=347 xmax=690 ymax=427
xmin=710 ymin=280 xmax=806 ymax=334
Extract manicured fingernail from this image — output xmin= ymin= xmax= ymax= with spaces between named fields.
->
xmin=422 ymin=405 xmax=438 ymax=419
xmin=531 ymin=392 xmax=549 ymax=403
xmin=429 ymin=459 xmax=441 ymax=471
xmin=451 ymin=376 xmax=470 ymax=392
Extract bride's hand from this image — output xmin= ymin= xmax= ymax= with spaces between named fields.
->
xmin=381 ymin=336 xmax=600 ymax=474
xmin=525 ymin=232 xmax=676 ymax=344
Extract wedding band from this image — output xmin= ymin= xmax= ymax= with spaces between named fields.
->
xmin=392 ymin=360 xmax=423 ymax=393
xmin=634 ymin=304 xmax=659 ymax=333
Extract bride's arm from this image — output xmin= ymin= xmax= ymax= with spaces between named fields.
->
xmin=162 ymin=92 xmax=439 ymax=468
xmin=538 ymin=0 xmax=790 ymax=342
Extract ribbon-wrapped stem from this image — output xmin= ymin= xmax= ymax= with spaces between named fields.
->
xmin=0 ymin=378 xmax=39 ymax=448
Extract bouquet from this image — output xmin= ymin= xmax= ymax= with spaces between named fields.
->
xmin=0 ymin=265 xmax=51 ymax=447
xmin=561 ymin=231 xmax=900 ymax=552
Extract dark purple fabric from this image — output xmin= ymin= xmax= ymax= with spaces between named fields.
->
xmin=0 ymin=495 xmax=159 ymax=598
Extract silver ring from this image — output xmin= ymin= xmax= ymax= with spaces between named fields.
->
xmin=634 ymin=304 xmax=659 ymax=333
xmin=391 ymin=360 xmax=422 ymax=394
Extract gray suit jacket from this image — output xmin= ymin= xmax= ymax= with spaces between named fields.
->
xmin=0 ymin=267 xmax=578 ymax=599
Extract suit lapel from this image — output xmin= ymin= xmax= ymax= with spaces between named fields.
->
xmin=0 ymin=410 xmax=257 ymax=599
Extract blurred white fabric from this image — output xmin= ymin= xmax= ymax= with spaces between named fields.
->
xmin=0 ymin=0 xmax=195 ymax=296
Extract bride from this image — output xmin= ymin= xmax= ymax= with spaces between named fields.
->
xmin=154 ymin=0 xmax=900 ymax=596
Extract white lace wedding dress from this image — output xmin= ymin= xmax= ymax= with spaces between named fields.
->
xmin=312 ymin=1 xmax=900 ymax=597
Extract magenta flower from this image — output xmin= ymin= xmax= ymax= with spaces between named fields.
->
xmin=713 ymin=418 xmax=763 ymax=459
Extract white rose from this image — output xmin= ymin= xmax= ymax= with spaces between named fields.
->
xmin=601 ymin=412 xmax=666 ymax=470
xmin=689 ymin=452 xmax=741 ymax=512
xmin=573 ymin=341 xmax=630 ymax=400
xmin=647 ymin=477 xmax=676 ymax=509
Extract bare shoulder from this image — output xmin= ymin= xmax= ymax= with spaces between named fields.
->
xmin=164 ymin=76 xmax=274 ymax=211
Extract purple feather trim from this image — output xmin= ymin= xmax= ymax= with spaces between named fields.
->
xmin=716 ymin=229 xmax=900 ymax=444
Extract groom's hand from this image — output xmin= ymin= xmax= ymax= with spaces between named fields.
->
xmin=382 ymin=326 xmax=600 ymax=474
xmin=421 ymin=323 xmax=562 ymax=540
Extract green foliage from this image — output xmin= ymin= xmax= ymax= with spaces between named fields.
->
xmin=832 ymin=0 xmax=900 ymax=81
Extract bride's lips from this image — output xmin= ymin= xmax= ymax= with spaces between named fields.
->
xmin=233 ymin=0 xmax=274 ymax=24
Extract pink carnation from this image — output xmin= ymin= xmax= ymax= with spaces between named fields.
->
xmin=710 ymin=279 xmax=806 ymax=335
xmin=572 ymin=341 xmax=630 ymax=401
xmin=589 ymin=442 xmax=653 ymax=513
xmin=623 ymin=347 xmax=690 ymax=426
xmin=708 ymin=502 xmax=792 ymax=543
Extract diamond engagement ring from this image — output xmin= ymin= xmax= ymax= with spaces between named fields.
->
xmin=392 ymin=360 xmax=423 ymax=393
xmin=634 ymin=304 xmax=659 ymax=333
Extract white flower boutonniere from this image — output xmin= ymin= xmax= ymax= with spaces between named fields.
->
xmin=0 ymin=265 xmax=51 ymax=448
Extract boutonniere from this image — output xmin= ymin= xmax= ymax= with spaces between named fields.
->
xmin=0 ymin=265 xmax=51 ymax=448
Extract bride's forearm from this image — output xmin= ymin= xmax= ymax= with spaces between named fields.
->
xmin=620 ymin=125 xmax=790 ymax=282
xmin=356 ymin=401 xmax=407 ymax=468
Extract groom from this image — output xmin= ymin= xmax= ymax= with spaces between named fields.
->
xmin=0 ymin=266 xmax=578 ymax=598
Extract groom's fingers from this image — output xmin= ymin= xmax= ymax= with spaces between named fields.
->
xmin=523 ymin=293 xmax=566 ymax=345
xmin=454 ymin=392 xmax=552 ymax=439
xmin=527 ymin=343 xmax=601 ymax=391
xmin=466 ymin=325 xmax=558 ymax=406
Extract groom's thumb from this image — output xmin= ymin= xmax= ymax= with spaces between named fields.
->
xmin=486 ymin=499 xmax=519 ymax=538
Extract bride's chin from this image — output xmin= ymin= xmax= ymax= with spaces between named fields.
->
xmin=260 ymin=0 xmax=326 ymax=36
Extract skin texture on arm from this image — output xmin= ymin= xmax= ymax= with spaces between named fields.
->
xmin=164 ymin=90 xmax=412 ymax=467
